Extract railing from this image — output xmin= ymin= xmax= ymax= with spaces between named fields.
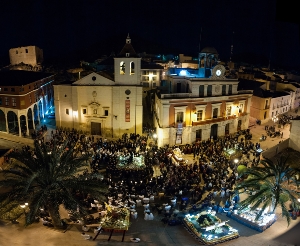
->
xmin=191 ymin=113 xmax=247 ymax=126
xmin=161 ymin=93 xmax=191 ymax=99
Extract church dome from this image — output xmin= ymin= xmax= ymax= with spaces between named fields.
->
xmin=201 ymin=47 xmax=218 ymax=54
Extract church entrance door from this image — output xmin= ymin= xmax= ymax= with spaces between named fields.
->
xmin=91 ymin=122 xmax=101 ymax=135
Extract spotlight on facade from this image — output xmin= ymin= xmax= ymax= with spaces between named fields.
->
xmin=179 ymin=70 xmax=187 ymax=76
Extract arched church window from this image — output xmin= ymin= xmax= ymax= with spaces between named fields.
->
xmin=130 ymin=62 xmax=135 ymax=75
xmin=120 ymin=61 xmax=125 ymax=75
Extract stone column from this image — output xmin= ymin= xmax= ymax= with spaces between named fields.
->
xmin=26 ymin=114 xmax=29 ymax=136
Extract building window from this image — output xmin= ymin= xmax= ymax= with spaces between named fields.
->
xmin=11 ymin=88 xmax=15 ymax=92
xmin=120 ymin=61 xmax=125 ymax=75
xmin=28 ymin=85 xmax=31 ymax=89
xmin=26 ymin=49 xmax=28 ymax=53
xmin=0 ymin=98 xmax=2 ymax=105
xmin=222 ymin=85 xmax=226 ymax=95
xmin=29 ymin=95 xmax=32 ymax=103
xmin=4 ymin=88 xmax=8 ymax=92
xmin=176 ymin=112 xmax=184 ymax=122
xmin=199 ymin=85 xmax=204 ymax=97
xmin=93 ymin=109 xmax=97 ymax=114
xmin=104 ymin=109 xmax=108 ymax=116
xmin=66 ymin=109 xmax=69 ymax=115
xmin=82 ymin=108 xmax=87 ymax=114
xmin=16 ymin=50 xmax=18 ymax=54
xmin=5 ymin=97 xmax=9 ymax=106
xmin=272 ymin=111 xmax=274 ymax=117
xmin=207 ymin=85 xmax=212 ymax=96
xmin=0 ymin=88 xmax=1 ymax=91
xmin=12 ymin=98 xmax=16 ymax=107
xmin=226 ymin=106 xmax=232 ymax=116
xmin=239 ymin=104 xmax=243 ymax=113
xmin=228 ymin=85 xmax=232 ymax=95
xmin=130 ymin=61 xmax=135 ymax=75
xmin=213 ymin=108 xmax=218 ymax=118
xmin=197 ymin=110 xmax=203 ymax=121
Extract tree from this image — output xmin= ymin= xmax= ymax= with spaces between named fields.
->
xmin=0 ymin=140 xmax=107 ymax=228
xmin=235 ymin=155 xmax=300 ymax=226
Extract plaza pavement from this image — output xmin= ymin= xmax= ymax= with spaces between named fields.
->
xmin=1 ymin=111 xmax=300 ymax=246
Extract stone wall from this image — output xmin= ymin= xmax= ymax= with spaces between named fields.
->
xmin=261 ymin=139 xmax=290 ymax=159
xmin=0 ymin=132 xmax=34 ymax=146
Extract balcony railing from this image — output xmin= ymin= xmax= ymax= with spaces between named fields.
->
xmin=191 ymin=113 xmax=247 ymax=126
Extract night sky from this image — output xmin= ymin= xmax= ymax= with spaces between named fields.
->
xmin=1 ymin=0 xmax=299 ymax=69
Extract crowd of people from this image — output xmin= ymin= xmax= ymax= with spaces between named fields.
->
xmin=40 ymin=128 xmax=262 ymax=214
xmin=4 ymin=125 xmax=264 ymax=227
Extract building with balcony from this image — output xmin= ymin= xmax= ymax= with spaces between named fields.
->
xmin=54 ymin=35 xmax=143 ymax=138
xmin=0 ymin=70 xmax=54 ymax=137
xmin=153 ymin=47 xmax=252 ymax=147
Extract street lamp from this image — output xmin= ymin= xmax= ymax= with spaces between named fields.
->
xmin=234 ymin=159 xmax=239 ymax=164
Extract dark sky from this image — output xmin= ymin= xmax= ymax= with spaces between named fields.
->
xmin=1 ymin=0 xmax=299 ymax=68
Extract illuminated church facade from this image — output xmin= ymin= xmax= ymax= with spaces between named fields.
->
xmin=154 ymin=47 xmax=253 ymax=147
xmin=54 ymin=35 xmax=143 ymax=138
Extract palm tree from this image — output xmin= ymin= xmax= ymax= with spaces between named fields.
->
xmin=0 ymin=140 xmax=107 ymax=228
xmin=235 ymin=155 xmax=300 ymax=226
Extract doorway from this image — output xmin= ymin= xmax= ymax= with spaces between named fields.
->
xmin=225 ymin=123 xmax=230 ymax=135
xmin=91 ymin=122 xmax=101 ymax=135
xmin=210 ymin=124 xmax=218 ymax=140
xmin=196 ymin=129 xmax=202 ymax=142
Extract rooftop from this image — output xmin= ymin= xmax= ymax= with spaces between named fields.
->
xmin=0 ymin=70 xmax=54 ymax=86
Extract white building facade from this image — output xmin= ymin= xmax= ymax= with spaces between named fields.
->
xmin=54 ymin=36 xmax=143 ymax=138
xmin=154 ymin=60 xmax=252 ymax=147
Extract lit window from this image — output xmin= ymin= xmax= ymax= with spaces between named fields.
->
xmin=176 ymin=112 xmax=184 ymax=122
xmin=130 ymin=62 xmax=135 ymax=75
xmin=197 ymin=110 xmax=203 ymax=121
xmin=239 ymin=104 xmax=243 ymax=113
xmin=120 ymin=61 xmax=125 ymax=74
xmin=12 ymin=98 xmax=16 ymax=107
xmin=226 ymin=106 xmax=232 ymax=116
xmin=5 ymin=97 xmax=9 ymax=106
